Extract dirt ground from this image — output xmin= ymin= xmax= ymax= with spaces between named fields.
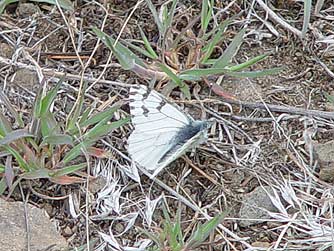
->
xmin=1 ymin=1 xmax=334 ymax=250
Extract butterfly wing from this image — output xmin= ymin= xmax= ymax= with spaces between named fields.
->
xmin=150 ymin=120 xmax=208 ymax=177
xmin=128 ymin=85 xmax=207 ymax=176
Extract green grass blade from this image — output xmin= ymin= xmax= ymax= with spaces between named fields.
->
xmin=40 ymin=78 xmax=62 ymax=116
xmin=137 ymin=227 xmax=161 ymax=246
xmin=122 ymin=39 xmax=157 ymax=59
xmin=159 ymin=63 xmax=182 ymax=84
xmin=179 ymin=68 xmax=229 ymax=81
xmin=302 ymin=0 xmax=312 ymax=38
xmin=40 ymin=134 xmax=73 ymax=146
xmin=201 ymin=0 xmax=209 ymax=33
xmin=0 ymin=0 xmax=18 ymax=14
xmin=50 ymin=163 xmax=86 ymax=177
xmin=32 ymin=88 xmax=43 ymax=119
xmin=201 ymin=14 xmax=238 ymax=42
xmin=164 ymin=0 xmax=178 ymax=34
xmin=3 ymin=145 xmax=30 ymax=172
xmin=0 ymin=177 xmax=7 ymax=195
xmin=83 ymin=117 xmax=129 ymax=141
xmin=144 ymin=0 xmax=164 ymax=34
xmin=228 ymin=54 xmax=268 ymax=72
xmin=20 ymin=168 xmax=50 ymax=179
xmin=213 ymin=28 xmax=246 ymax=69
xmin=201 ymin=17 xmax=233 ymax=63
xmin=0 ymin=163 xmax=5 ymax=173
xmin=22 ymin=143 xmax=40 ymax=170
xmin=324 ymin=92 xmax=334 ymax=104
xmin=158 ymin=63 xmax=191 ymax=99
xmin=0 ymin=129 xmax=34 ymax=145
xmin=225 ymin=67 xmax=283 ymax=78
xmin=80 ymin=104 xmax=121 ymax=128
xmin=0 ymin=113 xmax=12 ymax=136
xmin=176 ymin=208 xmax=184 ymax=245
xmin=66 ymin=82 xmax=87 ymax=133
xmin=186 ymin=213 xmax=227 ymax=249
xmin=41 ymin=112 xmax=59 ymax=137
xmin=201 ymin=0 xmax=214 ymax=34
xmin=138 ymin=26 xmax=159 ymax=59
xmin=78 ymin=106 xmax=92 ymax=126
xmin=201 ymin=27 xmax=224 ymax=63
xmin=30 ymin=0 xmax=73 ymax=11
xmin=93 ymin=28 xmax=145 ymax=70
xmin=62 ymin=140 xmax=94 ymax=164
xmin=171 ymin=207 xmax=184 ymax=248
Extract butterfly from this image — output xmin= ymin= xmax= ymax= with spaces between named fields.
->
xmin=128 ymin=85 xmax=210 ymax=177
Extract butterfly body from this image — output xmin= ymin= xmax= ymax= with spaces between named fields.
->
xmin=158 ymin=120 xmax=208 ymax=164
xmin=128 ymin=85 xmax=209 ymax=176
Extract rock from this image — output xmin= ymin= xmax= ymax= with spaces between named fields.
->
xmin=251 ymin=241 xmax=271 ymax=248
xmin=16 ymin=3 xmax=41 ymax=17
xmin=315 ymin=140 xmax=334 ymax=163
xmin=238 ymin=186 xmax=279 ymax=227
xmin=319 ymin=167 xmax=334 ymax=183
xmin=315 ymin=140 xmax=334 ymax=182
xmin=0 ymin=43 xmax=13 ymax=58
xmin=12 ymin=68 xmax=40 ymax=88
xmin=223 ymin=77 xmax=263 ymax=102
xmin=0 ymin=198 xmax=68 ymax=251
xmin=88 ymin=176 xmax=107 ymax=194
xmin=63 ymin=226 xmax=73 ymax=237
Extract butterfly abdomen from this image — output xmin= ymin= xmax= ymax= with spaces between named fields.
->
xmin=158 ymin=121 xmax=208 ymax=164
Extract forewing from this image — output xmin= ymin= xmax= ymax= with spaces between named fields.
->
xmin=129 ymin=85 xmax=192 ymax=130
xmin=128 ymin=85 xmax=192 ymax=171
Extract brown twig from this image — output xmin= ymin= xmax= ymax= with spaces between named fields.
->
xmin=221 ymin=98 xmax=334 ymax=120
xmin=0 ymin=55 xmax=131 ymax=88
xmin=182 ymin=156 xmax=220 ymax=186
xmin=255 ymin=0 xmax=303 ymax=38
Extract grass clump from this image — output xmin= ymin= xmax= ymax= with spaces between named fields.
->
xmin=93 ymin=0 xmax=282 ymax=98
xmin=0 ymin=78 xmax=128 ymax=195
xmin=140 ymin=204 xmax=227 ymax=251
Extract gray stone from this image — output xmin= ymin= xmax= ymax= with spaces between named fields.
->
xmin=16 ymin=3 xmax=41 ymax=17
xmin=223 ymin=77 xmax=263 ymax=102
xmin=0 ymin=43 xmax=13 ymax=58
xmin=12 ymin=68 xmax=40 ymax=88
xmin=315 ymin=140 xmax=334 ymax=182
xmin=239 ymin=186 xmax=279 ymax=227
xmin=88 ymin=176 xmax=107 ymax=194
xmin=0 ymin=198 xmax=68 ymax=251
xmin=315 ymin=140 xmax=334 ymax=163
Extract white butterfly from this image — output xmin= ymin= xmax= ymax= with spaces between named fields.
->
xmin=128 ymin=85 xmax=210 ymax=177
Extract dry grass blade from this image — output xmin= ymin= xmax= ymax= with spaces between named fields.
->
xmin=0 ymin=90 xmax=24 ymax=127
xmin=314 ymin=0 xmax=324 ymax=15
xmin=4 ymin=156 xmax=13 ymax=189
